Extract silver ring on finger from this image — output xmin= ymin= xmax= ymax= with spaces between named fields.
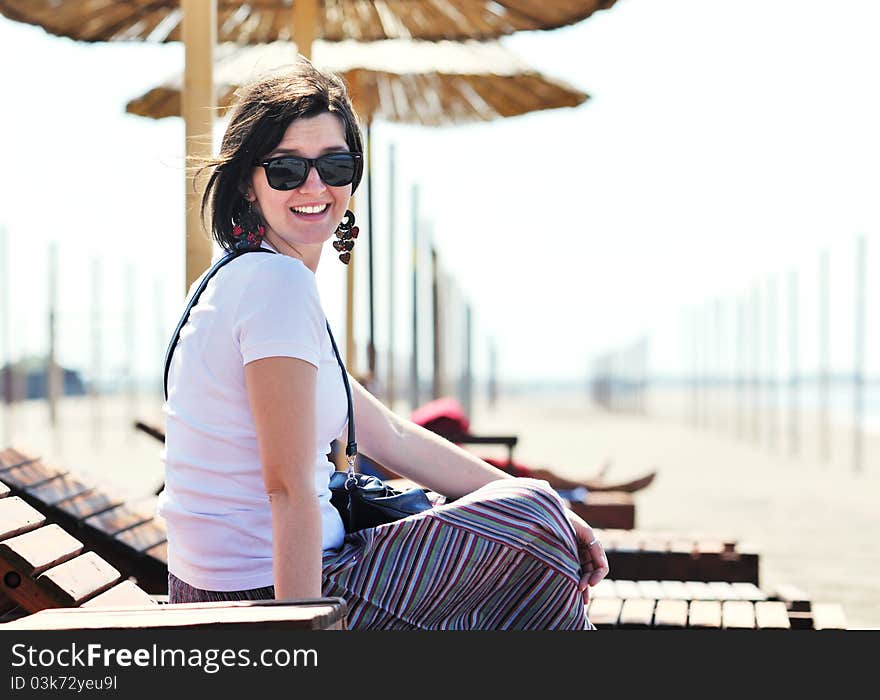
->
xmin=588 ymin=538 xmax=599 ymax=548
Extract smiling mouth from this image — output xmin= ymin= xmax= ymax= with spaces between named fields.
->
xmin=290 ymin=204 xmax=330 ymax=215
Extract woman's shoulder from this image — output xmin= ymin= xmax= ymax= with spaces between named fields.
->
xmin=221 ymin=250 xmax=317 ymax=294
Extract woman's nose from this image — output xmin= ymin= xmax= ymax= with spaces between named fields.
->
xmin=298 ymin=164 xmax=327 ymax=194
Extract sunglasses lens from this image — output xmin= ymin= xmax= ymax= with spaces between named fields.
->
xmin=316 ymin=154 xmax=357 ymax=187
xmin=265 ymin=157 xmax=308 ymax=190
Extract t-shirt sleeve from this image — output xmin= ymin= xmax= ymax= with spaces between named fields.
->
xmin=233 ymin=256 xmax=324 ymax=368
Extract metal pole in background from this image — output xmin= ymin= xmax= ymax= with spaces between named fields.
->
xmin=488 ymin=339 xmax=498 ymax=409
xmin=688 ymin=308 xmax=697 ymax=428
xmin=714 ymin=299 xmax=723 ymax=431
xmin=90 ymin=257 xmax=102 ymax=449
xmin=47 ymin=242 xmax=61 ymax=452
xmin=736 ymin=296 xmax=745 ymax=441
xmin=386 ymin=143 xmax=396 ymax=409
xmin=463 ymin=303 xmax=473 ymax=419
xmin=853 ymin=235 xmax=866 ymax=473
xmin=819 ymin=249 xmax=830 ymax=463
xmin=0 ymin=225 xmax=9 ymax=447
xmin=409 ymin=184 xmax=419 ymax=412
xmin=125 ymin=261 xmax=137 ymax=442
xmin=751 ymin=282 xmax=761 ymax=446
xmin=767 ymin=276 xmax=777 ymax=452
xmin=430 ymin=245 xmax=441 ymax=400
xmin=788 ymin=268 xmax=799 ymax=457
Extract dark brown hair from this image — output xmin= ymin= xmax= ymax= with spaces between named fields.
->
xmin=200 ymin=58 xmax=364 ymax=251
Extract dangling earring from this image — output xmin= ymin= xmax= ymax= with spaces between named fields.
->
xmin=232 ymin=199 xmax=266 ymax=249
xmin=332 ymin=210 xmax=359 ymax=264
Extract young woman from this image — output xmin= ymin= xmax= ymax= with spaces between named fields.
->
xmin=158 ymin=59 xmax=608 ymax=630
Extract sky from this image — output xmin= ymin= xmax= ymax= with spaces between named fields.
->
xmin=0 ymin=0 xmax=879 ymax=389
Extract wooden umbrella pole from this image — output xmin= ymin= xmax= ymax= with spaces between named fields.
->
xmin=182 ymin=0 xmax=216 ymax=291
xmin=366 ymin=122 xmax=377 ymax=381
xmin=292 ymin=0 xmax=319 ymax=59
xmin=345 ymin=223 xmax=357 ymax=374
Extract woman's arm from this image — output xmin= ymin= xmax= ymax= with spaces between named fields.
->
xmin=349 ymin=378 xmax=512 ymax=499
xmin=245 ymin=356 xmax=322 ymax=600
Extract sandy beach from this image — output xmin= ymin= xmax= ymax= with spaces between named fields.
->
xmin=3 ymin=389 xmax=877 ymax=628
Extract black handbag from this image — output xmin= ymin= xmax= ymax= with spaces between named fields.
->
xmin=163 ymin=247 xmax=432 ymax=535
xmin=323 ymin=309 xmax=433 ymax=533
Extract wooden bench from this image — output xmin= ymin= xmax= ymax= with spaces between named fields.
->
xmin=567 ymin=492 xmax=635 ymax=530
xmin=0 ymin=490 xmax=156 ymax=621
xmin=0 ymin=447 xmax=168 ymax=594
xmin=596 ymin=528 xmax=761 ymax=584
xmin=2 ymin=598 xmax=347 ymax=631
xmin=586 ymin=578 xmax=846 ymax=630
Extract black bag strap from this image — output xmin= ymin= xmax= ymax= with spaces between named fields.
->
xmin=162 ymin=247 xmax=357 ymax=463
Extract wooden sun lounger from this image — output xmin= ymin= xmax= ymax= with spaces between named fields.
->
xmin=0 ymin=489 xmax=156 ymax=621
xmin=587 ymin=579 xmax=847 ymax=630
xmin=0 ymin=447 xmax=168 ymax=594
xmin=2 ymin=598 xmax=347 ymax=631
xmin=596 ymin=528 xmax=761 ymax=584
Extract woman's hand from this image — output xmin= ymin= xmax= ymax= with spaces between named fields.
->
xmin=565 ymin=509 xmax=610 ymax=604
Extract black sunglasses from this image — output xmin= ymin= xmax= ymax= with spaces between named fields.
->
xmin=254 ymin=152 xmax=362 ymax=191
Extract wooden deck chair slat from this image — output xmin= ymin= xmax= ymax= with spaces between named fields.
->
xmin=685 ymin=581 xmax=714 ymax=600
xmin=721 ymin=600 xmax=756 ymax=629
xmin=84 ymin=505 xmax=152 ymax=537
xmin=115 ymin=521 xmax=167 ymax=552
xmin=755 ymin=601 xmax=791 ymax=629
xmin=653 ymin=599 xmax=688 ymax=628
xmin=619 ymin=598 xmax=655 ymax=628
xmin=811 ymin=603 xmax=846 ymax=630
xmin=0 ymin=524 xmax=83 ymax=577
xmin=56 ymin=490 xmax=123 ymax=520
xmin=35 ymin=552 xmax=121 ymax=607
xmin=708 ymin=581 xmax=737 ymax=600
xmin=0 ymin=448 xmax=38 ymax=470
xmin=636 ymin=580 xmax=665 ymax=600
xmin=589 ymin=578 xmax=616 ymax=599
xmin=659 ymin=580 xmax=691 ymax=600
xmin=731 ymin=582 xmax=767 ymax=601
xmin=0 ymin=592 xmax=18 ymax=615
xmin=688 ymin=600 xmax=722 ymax=628
xmin=0 ymin=497 xmax=46 ymax=539
xmin=612 ymin=580 xmax=641 ymax=599
xmin=82 ymin=580 xmax=158 ymax=608
xmin=3 ymin=597 xmax=348 ymax=631
xmin=587 ymin=597 xmax=622 ymax=628
xmin=28 ymin=475 xmax=92 ymax=506
xmin=0 ymin=461 xmax=66 ymax=490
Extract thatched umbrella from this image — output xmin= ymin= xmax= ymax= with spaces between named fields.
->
xmin=0 ymin=0 xmax=614 ymax=372
xmin=126 ymin=39 xmax=588 ymax=124
xmin=0 ymin=0 xmax=616 ymax=284
xmin=124 ymin=38 xmax=588 ymax=380
xmin=0 ymin=1 xmax=618 ymax=45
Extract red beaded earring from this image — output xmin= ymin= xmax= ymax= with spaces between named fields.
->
xmin=333 ymin=210 xmax=359 ymax=264
xmin=232 ymin=199 xmax=266 ymax=250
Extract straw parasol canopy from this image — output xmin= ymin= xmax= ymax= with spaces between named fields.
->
xmin=125 ymin=39 xmax=589 ymax=125
xmin=0 ymin=1 xmax=619 ymax=44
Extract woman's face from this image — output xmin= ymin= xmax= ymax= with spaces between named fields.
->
xmin=248 ymin=112 xmax=353 ymax=252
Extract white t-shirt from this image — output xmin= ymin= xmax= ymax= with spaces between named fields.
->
xmin=157 ymin=240 xmax=347 ymax=591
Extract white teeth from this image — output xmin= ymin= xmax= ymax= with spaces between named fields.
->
xmin=291 ymin=204 xmax=328 ymax=214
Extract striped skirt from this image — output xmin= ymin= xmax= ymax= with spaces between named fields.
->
xmin=168 ymin=477 xmax=594 ymax=630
